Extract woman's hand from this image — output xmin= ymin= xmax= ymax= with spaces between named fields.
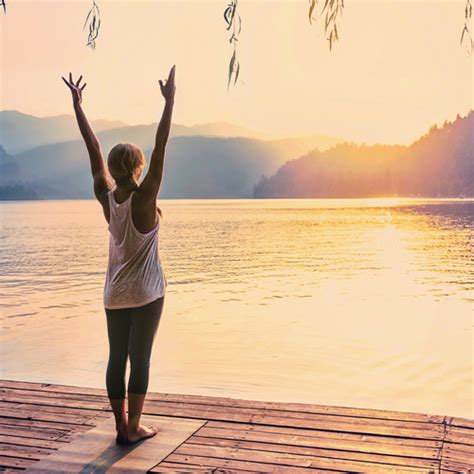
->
xmin=159 ymin=65 xmax=176 ymax=103
xmin=61 ymin=72 xmax=87 ymax=107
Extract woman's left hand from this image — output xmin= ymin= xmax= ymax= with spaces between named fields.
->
xmin=62 ymin=73 xmax=87 ymax=107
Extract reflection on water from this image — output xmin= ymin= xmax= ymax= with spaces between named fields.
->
xmin=0 ymin=198 xmax=472 ymax=418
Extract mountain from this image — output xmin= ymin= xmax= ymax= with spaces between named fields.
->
xmin=253 ymin=111 xmax=474 ymax=198
xmin=264 ymin=134 xmax=345 ymax=160
xmin=0 ymin=110 xmax=271 ymax=156
xmin=0 ymin=110 xmax=127 ymax=154
xmin=92 ymin=122 xmax=267 ymax=151
xmin=0 ymin=145 xmax=20 ymax=181
xmin=1 ymin=109 xmax=345 ymax=156
xmin=158 ymin=137 xmax=290 ymax=198
xmin=0 ymin=109 xmax=346 ymax=199
xmin=172 ymin=121 xmax=265 ymax=139
xmin=0 ymin=145 xmax=39 ymax=199
xmin=2 ymin=109 xmax=471 ymax=200
xmin=4 ymin=135 xmax=301 ymax=199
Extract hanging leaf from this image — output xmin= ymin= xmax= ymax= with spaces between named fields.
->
xmin=309 ymin=0 xmax=317 ymax=24
xmin=83 ymin=0 xmax=101 ymax=49
xmin=225 ymin=0 xmax=242 ymax=89
xmin=234 ymin=60 xmax=240 ymax=84
xmin=224 ymin=6 xmax=233 ymax=28
xmin=309 ymin=0 xmax=344 ymax=51
xmin=460 ymin=0 xmax=473 ymax=52
xmin=83 ymin=9 xmax=93 ymax=30
xmin=227 ymin=50 xmax=236 ymax=90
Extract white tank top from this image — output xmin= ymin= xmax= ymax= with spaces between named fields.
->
xmin=103 ymin=188 xmax=166 ymax=309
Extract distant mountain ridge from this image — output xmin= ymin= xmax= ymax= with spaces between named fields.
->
xmin=0 ymin=110 xmax=127 ymax=154
xmin=2 ymin=109 xmax=470 ymax=200
xmin=0 ymin=109 xmax=345 ymax=199
xmin=0 ymin=110 xmax=343 ymax=155
xmin=0 ymin=135 xmax=313 ymax=199
xmin=0 ymin=110 xmax=271 ymax=155
xmin=253 ymin=111 xmax=474 ymax=198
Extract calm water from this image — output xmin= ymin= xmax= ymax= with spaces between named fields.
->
xmin=0 ymin=199 xmax=472 ymax=418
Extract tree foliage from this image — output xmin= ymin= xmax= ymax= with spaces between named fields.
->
xmin=1 ymin=1 xmax=471 ymax=84
xmin=309 ymin=0 xmax=345 ymax=51
xmin=83 ymin=0 xmax=101 ymax=50
xmin=224 ymin=0 xmax=241 ymax=89
xmin=460 ymin=0 xmax=473 ymax=52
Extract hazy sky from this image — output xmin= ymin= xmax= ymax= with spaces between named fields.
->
xmin=1 ymin=0 xmax=472 ymax=144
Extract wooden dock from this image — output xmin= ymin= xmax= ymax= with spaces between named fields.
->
xmin=0 ymin=379 xmax=473 ymax=473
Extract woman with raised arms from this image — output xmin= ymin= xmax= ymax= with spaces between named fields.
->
xmin=62 ymin=65 xmax=176 ymax=444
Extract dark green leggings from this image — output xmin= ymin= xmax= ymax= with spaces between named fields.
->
xmin=105 ymin=296 xmax=164 ymax=399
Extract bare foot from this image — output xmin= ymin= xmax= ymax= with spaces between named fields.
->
xmin=116 ymin=422 xmax=128 ymax=445
xmin=126 ymin=425 xmax=158 ymax=444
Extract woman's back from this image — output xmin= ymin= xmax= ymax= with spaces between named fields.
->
xmin=104 ymin=189 xmax=166 ymax=309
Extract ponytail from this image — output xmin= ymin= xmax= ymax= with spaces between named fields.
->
xmin=115 ymin=175 xmax=139 ymax=191
xmin=113 ymin=167 xmax=163 ymax=218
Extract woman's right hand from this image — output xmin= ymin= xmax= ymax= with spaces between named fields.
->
xmin=159 ymin=65 xmax=176 ymax=102
xmin=62 ymin=72 xmax=87 ymax=107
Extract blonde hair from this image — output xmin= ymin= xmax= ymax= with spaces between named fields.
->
xmin=107 ymin=142 xmax=163 ymax=218
xmin=107 ymin=143 xmax=145 ymax=190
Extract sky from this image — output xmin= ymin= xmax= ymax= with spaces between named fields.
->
xmin=0 ymin=0 xmax=472 ymax=144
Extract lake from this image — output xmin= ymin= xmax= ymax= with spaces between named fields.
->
xmin=0 ymin=198 xmax=472 ymax=418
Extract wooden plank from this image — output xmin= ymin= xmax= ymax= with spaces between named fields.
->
xmin=195 ymin=424 xmax=441 ymax=458
xmin=2 ymin=469 xmax=32 ymax=474
xmin=438 ymin=416 xmax=474 ymax=473
xmin=1 ymin=394 xmax=445 ymax=441
xmin=442 ymin=441 xmax=474 ymax=457
xmin=440 ymin=458 xmax=474 ymax=472
xmin=156 ymin=462 xmax=263 ymax=473
xmin=0 ymin=455 xmax=35 ymax=469
xmin=0 ymin=434 xmax=66 ymax=449
xmin=146 ymin=394 xmax=444 ymax=423
xmin=173 ymin=443 xmax=436 ymax=473
xmin=206 ymin=421 xmax=443 ymax=448
xmin=440 ymin=442 xmax=474 ymax=468
xmin=157 ymin=461 xmax=211 ymax=469
xmin=0 ymin=443 xmax=54 ymax=460
xmin=0 ymin=391 xmax=109 ymax=411
xmin=186 ymin=435 xmax=440 ymax=469
xmin=26 ymin=415 xmax=205 ymax=473
xmin=154 ymin=461 xmax=214 ymax=471
xmin=0 ymin=416 xmax=89 ymax=432
xmin=157 ymin=454 xmax=346 ymax=473
xmin=0 ymin=418 xmax=91 ymax=437
xmin=0 ymin=407 xmax=101 ymax=428
xmin=0 ymin=425 xmax=73 ymax=441
xmin=0 ymin=401 xmax=109 ymax=419
xmin=0 ymin=380 xmax=444 ymax=423
xmin=140 ymin=403 xmax=444 ymax=440
xmin=0 ymin=388 xmax=444 ymax=434
xmin=0 ymin=387 xmax=109 ymax=404
xmin=444 ymin=425 xmax=474 ymax=446
xmin=141 ymin=399 xmax=442 ymax=431
xmin=449 ymin=417 xmax=474 ymax=430
xmin=0 ymin=380 xmax=106 ymax=397
xmin=0 ymin=397 xmax=445 ymax=446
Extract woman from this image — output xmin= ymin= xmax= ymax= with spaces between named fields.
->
xmin=62 ymin=65 xmax=176 ymax=445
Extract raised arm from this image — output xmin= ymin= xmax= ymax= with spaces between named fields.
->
xmin=140 ymin=65 xmax=176 ymax=202
xmin=62 ymin=73 xmax=110 ymax=201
